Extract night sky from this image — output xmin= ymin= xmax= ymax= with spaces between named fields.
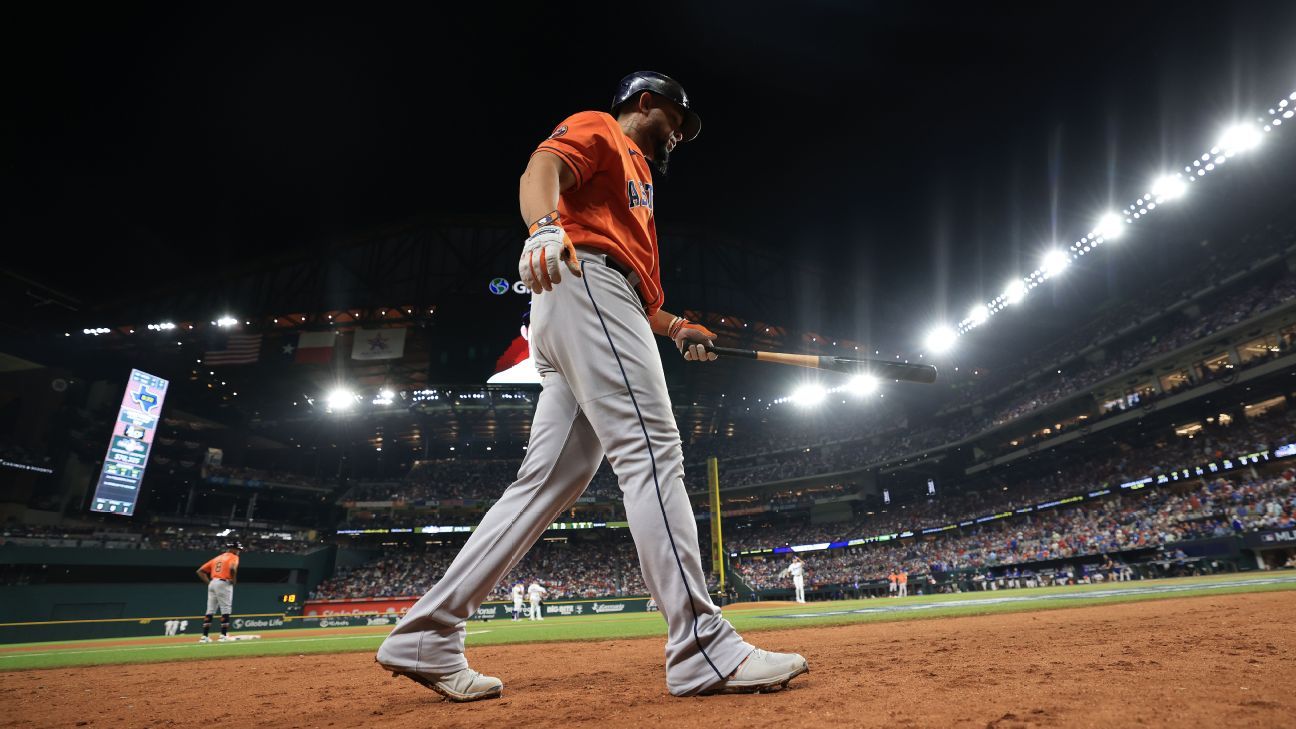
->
xmin=6 ymin=2 xmax=1296 ymax=360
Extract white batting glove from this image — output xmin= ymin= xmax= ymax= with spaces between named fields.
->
xmin=669 ymin=317 xmax=718 ymax=362
xmin=519 ymin=216 xmax=581 ymax=293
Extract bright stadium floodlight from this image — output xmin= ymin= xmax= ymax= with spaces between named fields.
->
xmin=1095 ymin=213 xmax=1125 ymax=240
xmin=967 ymin=304 xmax=989 ymax=327
xmin=1217 ymin=123 xmax=1262 ymax=155
xmin=216 ymin=316 xmax=238 ymax=328
xmin=1040 ymin=250 xmax=1071 ymax=278
xmin=847 ymin=374 xmax=879 ymax=396
xmin=1003 ymin=279 xmax=1027 ymax=305
xmin=923 ymin=326 xmax=957 ymax=354
xmin=326 ymin=388 xmax=356 ymax=411
xmin=1151 ymin=174 xmax=1186 ymax=201
xmin=791 ymin=383 xmax=828 ymax=407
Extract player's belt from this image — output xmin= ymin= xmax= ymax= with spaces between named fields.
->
xmin=574 ymin=246 xmax=643 ymax=293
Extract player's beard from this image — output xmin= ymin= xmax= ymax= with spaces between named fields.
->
xmin=649 ymin=138 xmax=671 ymax=177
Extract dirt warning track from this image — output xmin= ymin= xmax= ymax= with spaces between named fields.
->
xmin=2 ymin=591 xmax=1293 ymax=728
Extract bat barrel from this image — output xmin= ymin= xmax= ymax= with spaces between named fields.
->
xmin=828 ymin=356 xmax=937 ymax=384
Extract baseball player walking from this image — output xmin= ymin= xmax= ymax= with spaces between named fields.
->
xmin=376 ymin=71 xmax=807 ymax=701
xmin=780 ymin=556 xmax=806 ymax=604
xmin=527 ymin=581 xmax=547 ymax=621
xmin=196 ymin=540 xmax=241 ymax=643
xmin=511 ymin=581 xmax=525 ymax=621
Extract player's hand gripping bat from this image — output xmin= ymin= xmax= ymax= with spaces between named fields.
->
xmin=704 ymin=346 xmax=937 ymax=384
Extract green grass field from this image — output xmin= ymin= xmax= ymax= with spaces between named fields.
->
xmin=3 ymin=572 xmax=1293 ymax=672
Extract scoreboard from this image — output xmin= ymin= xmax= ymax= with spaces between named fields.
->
xmin=90 ymin=369 xmax=170 ymax=516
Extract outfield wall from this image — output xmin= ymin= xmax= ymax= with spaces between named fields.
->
xmin=0 ymin=546 xmax=336 ymax=643
xmin=0 ymin=595 xmax=659 ymax=644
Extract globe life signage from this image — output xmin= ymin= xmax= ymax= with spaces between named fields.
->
xmin=488 ymin=277 xmax=531 ymax=295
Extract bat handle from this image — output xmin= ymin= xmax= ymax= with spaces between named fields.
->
xmin=705 ymin=346 xmax=757 ymax=359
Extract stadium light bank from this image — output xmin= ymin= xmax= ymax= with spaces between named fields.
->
xmin=929 ymin=87 xmax=1296 ymax=349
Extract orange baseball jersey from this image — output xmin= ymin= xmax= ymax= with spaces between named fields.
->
xmin=200 ymin=551 xmax=240 ymax=581
xmin=898 ymin=572 xmax=908 ymax=584
xmin=888 ymin=572 xmax=898 ymax=583
xmin=533 ymin=111 xmax=664 ymax=314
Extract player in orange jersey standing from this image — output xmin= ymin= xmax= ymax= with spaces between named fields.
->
xmin=377 ymin=72 xmax=807 ymax=701
xmin=196 ymin=540 xmax=241 ymax=643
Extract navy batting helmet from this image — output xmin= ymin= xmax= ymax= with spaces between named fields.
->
xmin=611 ymin=71 xmax=701 ymax=142
xmin=226 ymin=540 xmax=244 ymax=551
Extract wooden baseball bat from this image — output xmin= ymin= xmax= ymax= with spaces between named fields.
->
xmin=705 ymin=346 xmax=938 ymax=384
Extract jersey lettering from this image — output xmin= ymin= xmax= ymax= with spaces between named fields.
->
xmin=627 ymin=180 xmax=654 ymax=211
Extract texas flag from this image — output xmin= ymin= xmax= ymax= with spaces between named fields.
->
xmin=282 ymin=332 xmax=336 ymax=364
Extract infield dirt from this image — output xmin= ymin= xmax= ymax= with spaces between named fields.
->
xmin=3 ymin=590 xmax=1293 ymax=728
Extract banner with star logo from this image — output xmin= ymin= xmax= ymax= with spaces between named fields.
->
xmin=351 ymin=327 xmax=407 ymax=360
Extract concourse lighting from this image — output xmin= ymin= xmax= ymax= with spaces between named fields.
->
xmin=1095 ymin=213 xmax=1125 ymax=240
xmin=216 ymin=316 xmax=238 ymax=328
xmin=1217 ymin=123 xmax=1262 ymax=155
xmin=1003 ymin=279 xmax=1027 ymax=305
xmin=923 ymin=326 xmax=957 ymax=354
xmin=326 ymin=388 xmax=356 ymax=411
xmin=966 ymin=304 xmax=989 ymax=327
xmin=1040 ymin=250 xmax=1071 ymax=278
xmin=1150 ymin=175 xmax=1186 ymax=201
xmin=847 ymin=374 xmax=879 ymax=396
xmin=791 ymin=384 xmax=827 ymax=407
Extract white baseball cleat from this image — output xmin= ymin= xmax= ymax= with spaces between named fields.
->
xmin=197 ymin=636 xmax=211 ymax=643
xmin=378 ymin=661 xmax=503 ymax=702
xmin=698 ymin=648 xmax=809 ymax=695
xmin=218 ymin=635 xmax=233 ymax=642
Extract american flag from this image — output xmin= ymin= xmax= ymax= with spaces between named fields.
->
xmin=204 ymin=333 xmax=263 ymax=365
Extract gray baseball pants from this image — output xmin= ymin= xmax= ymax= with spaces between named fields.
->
xmin=205 ymin=579 xmax=233 ymax=614
xmin=376 ymin=251 xmax=752 ymax=696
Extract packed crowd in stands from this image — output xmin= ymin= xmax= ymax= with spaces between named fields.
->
xmin=311 ymin=550 xmax=456 ymax=599
xmin=678 ymin=297 xmax=1296 ymax=492
xmin=311 ymin=539 xmax=651 ymax=600
xmin=315 ymin=407 xmax=1294 ymax=600
xmin=981 ymin=271 xmax=1296 ymax=428
xmin=0 ymin=524 xmax=319 ymax=553
xmin=203 ymin=464 xmax=326 ymax=489
xmin=946 ymin=220 xmax=1296 ymax=406
xmin=345 ymin=458 xmax=624 ymax=503
xmin=323 ymin=465 xmax=1296 ymax=600
xmin=733 ymin=469 xmax=1295 ymax=590
xmin=724 ymin=407 xmax=1295 ymax=553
